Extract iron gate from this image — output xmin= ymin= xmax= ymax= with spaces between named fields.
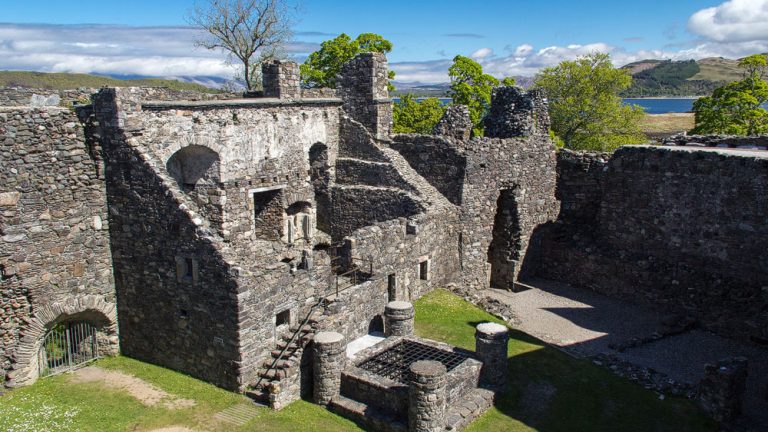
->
xmin=38 ymin=321 xmax=100 ymax=377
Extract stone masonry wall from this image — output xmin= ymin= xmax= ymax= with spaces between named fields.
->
xmin=539 ymin=145 xmax=768 ymax=343
xmin=90 ymin=89 xmax=243 ymax=390
xmin=0 ymin=105 xmax=115 ymax=382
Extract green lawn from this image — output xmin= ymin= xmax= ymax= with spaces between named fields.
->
xmin=0 ymin=289 xmax=715 ymax=431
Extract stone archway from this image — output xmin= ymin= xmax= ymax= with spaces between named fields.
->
xmin=4 ymin=295 xmax=118 ymax=387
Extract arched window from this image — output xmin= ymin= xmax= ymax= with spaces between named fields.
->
xmin=285 ymin=201 xmax=313 ymax=243
xmin=166 ymin=145 xmax=220 ymax=190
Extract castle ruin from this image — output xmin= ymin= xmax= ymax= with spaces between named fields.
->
xmin=1 ymin=53 xmax=767 ymax=430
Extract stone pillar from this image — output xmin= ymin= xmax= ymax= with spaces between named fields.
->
xmin=698 ymin=357 xmax=748 ymax=423
xmin=408 ymin=360 xmax=447 ymax=432
xmin=312 ymin=331 xmax=345 ymax=405
xmin=337 ymin=52 xmax=393 ymax=139
xmin=475 ymin=322 xmax=509 ymax=389
xmin=384 ymin=301 xmax=414 ymax=337
xmin=261 ymin=60 xmax=300 ymax=99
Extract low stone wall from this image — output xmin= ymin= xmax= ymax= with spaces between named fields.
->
xmin=539 ymin=145 xmax=768 ymax=343
xmin=664 ymin=133 xmax=768 ymax=149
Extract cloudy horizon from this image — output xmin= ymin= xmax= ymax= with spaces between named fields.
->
xmin=2 ymin=0 xmax=768 ymax=85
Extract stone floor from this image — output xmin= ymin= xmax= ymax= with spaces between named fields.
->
xmin=481 ymin=278 xmax=768 ymax=430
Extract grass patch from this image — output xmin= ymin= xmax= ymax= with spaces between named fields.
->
xmin=414 ymin=289 xmax=717 ymax=432
xmin=639 ymin=113 xmax=695 ymax=140
xmin=1 ymin=290 xmax=715 ymax=431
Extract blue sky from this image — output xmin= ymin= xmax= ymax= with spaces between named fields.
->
xmin=2 ymin=0 xmax=767 ymax=83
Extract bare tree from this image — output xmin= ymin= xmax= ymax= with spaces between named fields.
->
xmin=189 ymin=0 xmax=293 ymax=91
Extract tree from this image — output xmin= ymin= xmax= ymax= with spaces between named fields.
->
xmin=534 ymin=52 xmax=645 ymax=151
xmin=189 ymin=0 xmax=293 ymax=91
xmin=300 ymin=33 xmax=395 ymax=90
xmin=393 ymin=94 xmax=446 ymax=134
xmin=447 ymin=55 xmax=499 ymax=136
xmin=691 ymin=54 xmax=768 ymax=135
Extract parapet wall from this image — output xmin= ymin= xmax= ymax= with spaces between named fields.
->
xmin=539 ymin=146 xmax=768 ymax=343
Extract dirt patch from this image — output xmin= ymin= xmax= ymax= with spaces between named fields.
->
xmin=71 ymin=367 xmax=195 ymax=409
xmin=149 ymin=427 xmax=195 ymax=432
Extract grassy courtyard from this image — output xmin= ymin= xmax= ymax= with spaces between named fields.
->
xmin=0 ymin=289 xmax=715 ymax=431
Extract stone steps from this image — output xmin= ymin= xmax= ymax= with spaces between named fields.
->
xmin=329 ymin=395 xmax=407 ymax=432
xmin=443 ymin=388 xmax=496 ymax=431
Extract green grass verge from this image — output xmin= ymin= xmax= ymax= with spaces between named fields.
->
xmin=1 ymin=289 xmax=715 ymax=431
xmin=414 ymin=289 xmax=716 ymax=432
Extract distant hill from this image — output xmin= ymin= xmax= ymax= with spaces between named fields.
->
xmin=620 ymin=57 xmax=752 ymax=97
xmin=392 ymin=76 xmax=533 ymax=98
xmin=0 ymin=71 xmax=222 ymax=94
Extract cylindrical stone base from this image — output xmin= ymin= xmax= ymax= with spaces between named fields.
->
xmin=384 ymin=301 xmax=414 ymax=337
xmin=475 ymin=322 xmax=509 ymax=389
xmin=312 ymin=331 xmax=345 ymax=405
xmin=408 ymin=360 xmax=447 ymax=432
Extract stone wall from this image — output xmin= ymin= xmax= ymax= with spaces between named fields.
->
xmin=539 ymin=145 xmax=768 ymax=343
xmin=664 ymin=133 xmax=768 ymax=149
xmin=338 ymin=53 xmax=393 ymax=140
xmin=0 ymin=105 xmax=115 ymax=385
xmin=392 ymin=87 xmax=559 ymax=291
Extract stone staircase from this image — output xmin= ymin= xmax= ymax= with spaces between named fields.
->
xmin=245 ymin=307 xmax=325 ymax=409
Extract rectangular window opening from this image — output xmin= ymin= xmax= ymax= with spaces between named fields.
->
xmin=276 ymin=309 xmax=291 ymax=327
xmin=419 ymin=260 xmax=430 ymax=281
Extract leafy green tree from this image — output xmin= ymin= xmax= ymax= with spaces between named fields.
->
xmin=393 ymin=94 xmax=446 ymax=134
xmin=691 ymin=54 xmax=768 ymax=135
xmin=448 ymin=55 xmax=499 ymax=136
xmin=534 ymin=52 xmax=645 ymax=151
xmin=501 ymin=77 xmax=517 ymax=87
xmin=300 ymin=33 xmax=395 ymax=90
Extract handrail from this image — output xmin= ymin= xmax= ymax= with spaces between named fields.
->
xmin=252 ymin=259 xmax=376 ymax=392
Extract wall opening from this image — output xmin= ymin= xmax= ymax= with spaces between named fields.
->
xmin=166 ymin=145 xmax=220 ymax=191
xmin=252 ymin=188 xmax=283 ymax=240
xmin=175 ymin=256 xmax=198 ymax=284
xmin=368 ymin=315 xmax=384 ymax=334
xmin=276 ymin=309 xmax=291 ymax=328
xmin=388 ymin=274 xmax=397 ymax=301
xmin=309 ymin=142 xmax=331 ymax=233
xmin=419 ymin=259 xmax=430 ymax=281
xmin=285 ymin=201 xmax=313 ymax=244
xmin=488 ymin=189 xmax=522 ymax=289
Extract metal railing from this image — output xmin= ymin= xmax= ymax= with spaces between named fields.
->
xmin=252 ymin=255 xmax=375 ymax=392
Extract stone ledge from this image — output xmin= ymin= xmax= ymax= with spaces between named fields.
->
xmin=141 ymin=98 xmax=343 ymax=110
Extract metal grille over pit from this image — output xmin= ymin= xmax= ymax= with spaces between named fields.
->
xmin=357 ymin=340 xmax=469 ymax=383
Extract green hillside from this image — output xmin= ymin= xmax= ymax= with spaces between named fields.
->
xmin=0 ymin=71 xmax=221 ymax=93
xmin=620 ymin=56 xmax=767 ymax=97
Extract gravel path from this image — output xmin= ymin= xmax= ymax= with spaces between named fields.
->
xmin=483 ymin=278 xmax=768 ymax=430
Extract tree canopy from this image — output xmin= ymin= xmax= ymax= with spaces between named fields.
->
xmin=300 ymin=33 xmax=395 ymax=90
xmin=189 ymin=0 xmax=293 ymax=91
xmin=448 ymin=56 xmax=499 ymax=137
xmin=534 ymin=52 xmax=645 ymax=152
xmin=393 ymin=94 xmax=446 ymax=134
xmin=691 ymin=54 xmax=768 ymax=135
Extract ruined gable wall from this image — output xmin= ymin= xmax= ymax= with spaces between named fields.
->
xmin=458 ymin=135 xmax=559 ymax=290
xmin=91 ymin=89 xmax=244 ymax=390
xmin=0 ymin=104 xmax=115 ymax=384
xmin=540 ymin=146 xmax=768 ymax=343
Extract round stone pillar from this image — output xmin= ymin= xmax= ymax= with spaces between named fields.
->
xmin=408 ymin=360 xmax=447 ymax=432
xmin=384 ymin=301 xmax=414 ymax=337
xmin=312 ymin=331 xmax=345 ymax=405
xmin=475 ymin=322 xmax=509 ymax=388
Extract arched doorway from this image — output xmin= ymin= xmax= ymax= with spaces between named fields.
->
xmin=38 ymin=320 xmax=100 ymax=377
xmin=487 ymin=189 xmax=523 ymax=289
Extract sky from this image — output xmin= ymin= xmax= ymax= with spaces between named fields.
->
xmin=1 ymin=0 xmax=768 ymax=84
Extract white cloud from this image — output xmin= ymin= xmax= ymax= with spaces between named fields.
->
xmin=0 ymin=23 xmax=318 ymax=80
xmin=688 ymin=0 xmax=768 ymax=42
xmin=470 ymin=48 xmax=493 ymax=59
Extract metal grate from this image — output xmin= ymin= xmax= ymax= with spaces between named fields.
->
xmin=357 ymin=340 xmax=469 ymax=384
